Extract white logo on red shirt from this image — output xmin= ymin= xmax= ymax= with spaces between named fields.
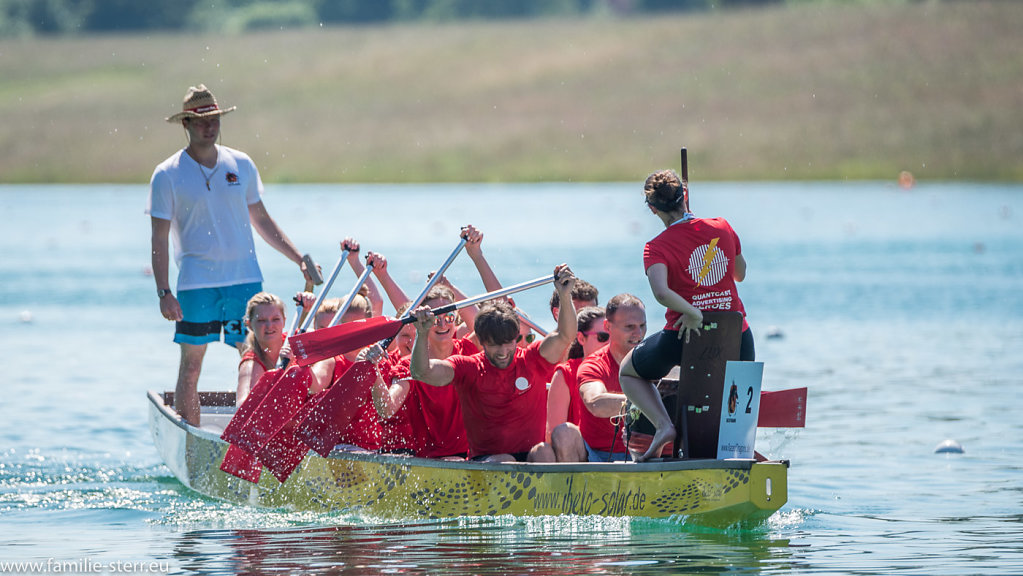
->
xmin=687 ymin=237 xmax=728 ymax=287
xmin=514 ymin=377 xmax=530 ymax=391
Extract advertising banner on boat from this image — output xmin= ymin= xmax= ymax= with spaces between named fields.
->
xmin=717 ymin=361 xmax=763 ymax=459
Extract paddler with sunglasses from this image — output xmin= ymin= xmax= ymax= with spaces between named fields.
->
xmin=368 ymin=284 xmax=479 ymax=459
xmin=551 ymin=294 xmax=648 ymax=462
xmin=409 ymin=264 xmax=579 ymax=463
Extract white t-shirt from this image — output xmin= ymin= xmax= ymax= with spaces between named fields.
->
xmin=147 ymin=145 xmax=264 ymax=291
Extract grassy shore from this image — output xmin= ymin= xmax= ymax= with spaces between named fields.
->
xmin=1 ymin=1 xmax=1021 ymax=183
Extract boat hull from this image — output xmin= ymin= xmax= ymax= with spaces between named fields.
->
xmin=148 ymin=391 xmax=787 ymax=526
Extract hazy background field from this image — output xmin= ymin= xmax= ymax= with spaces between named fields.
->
xmin=2 ymin=0 xmax=1021 ymax=183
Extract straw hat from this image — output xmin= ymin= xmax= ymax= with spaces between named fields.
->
xmin=165 ymin=84 xmax=236 ymax=123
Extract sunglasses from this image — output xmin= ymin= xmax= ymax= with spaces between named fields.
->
xmin=433 ymin=312 xmax=457 ymax=326
xmin=583 ymin=331 xmax=610 ymax=343
xmin=516 ymin=333 xmax=536 ymax=344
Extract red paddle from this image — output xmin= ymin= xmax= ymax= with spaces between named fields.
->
xmin=294 ymin=361 xmax=378 ymax=458
xmin=290 ymin=273 xmax=557 ymax=366
xmin=757 ymin=387 xmax=807 ymax=428
xmin=219 ymin=443 xmax=263 ymax=483
xmin=229 ymin=366 xmax=313 ymax=456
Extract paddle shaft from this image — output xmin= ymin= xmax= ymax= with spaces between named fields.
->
xmin=414 ymin=273 xmax=556 ymax=321
xmin=680 ymin=147 xmax=688 ymax=183
xmin=407 ymin=236 xmax=468 ymax=314
xmin=378 ymin=236 xmax=467 ymax=349
xmin=329 ymin=260 xmax=375 ymax=327
xmin=299 ymin=249 xmax=350 ymax=334
xmin=515 ymin=309 xmax=548 ymax=337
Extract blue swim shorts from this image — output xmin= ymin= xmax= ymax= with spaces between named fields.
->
xmin=584 ymin=440 xmax=631 ymax=463
xmin=174 ymin=282 xmax=262 ymax=346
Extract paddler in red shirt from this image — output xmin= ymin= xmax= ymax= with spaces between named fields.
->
xmin=409 ymin=264 xmax=579 ymax=463
xmin=551 ymin=294 xmax=648 ymax=462
xmin=370 ymin=285 xmax=479 ymax=458
xmin=619 ymin=169 xmax=755 ymax=462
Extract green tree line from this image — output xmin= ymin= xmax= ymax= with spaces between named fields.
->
xmin=1 ymin=0 xmax=787 ymax=36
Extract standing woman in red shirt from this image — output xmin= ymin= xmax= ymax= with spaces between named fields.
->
xmin=619 ymin=169 xmax=755 ymax=462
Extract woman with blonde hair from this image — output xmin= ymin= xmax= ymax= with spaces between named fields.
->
xmin=237 ymin=292 xmax=287 ymax=404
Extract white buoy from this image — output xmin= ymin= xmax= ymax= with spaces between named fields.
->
xmin=934 ymin=439 xmax=964 ymax=454
xmin=18 ymin=310 xmax=33 ymax=323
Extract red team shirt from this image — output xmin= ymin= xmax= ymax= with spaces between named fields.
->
xmin=643 ymin=217 xmax=747 ymax=331
xmin=552 ymin=357 xmax=586 ymax=427
xmin=575 ymin=346 xmax=625 ymax=453
xmin=447 ymin=341 xmax=558 ymax=458
xmin=329 ymin=355 xmax=382 ymax=450
xmin=380 ymin=338 xmax=478 ymax=458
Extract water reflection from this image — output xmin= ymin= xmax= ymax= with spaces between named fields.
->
xmin=170 ymin=516 xmax=796 ymax=575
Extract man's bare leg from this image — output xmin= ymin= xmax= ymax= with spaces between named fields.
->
xmin=175 ymin=343 xmax=207 ymax=426
xmin=527 ymin=443 xmax=556 ymax=463
xmin=551 ymin=423 xmax=587 ymax=462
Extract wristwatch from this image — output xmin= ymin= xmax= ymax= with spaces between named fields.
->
xmin=158 ymin=288 xmax=172 ymax=299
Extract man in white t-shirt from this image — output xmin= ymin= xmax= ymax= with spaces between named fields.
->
xmin=147 ymin=84 xmax=315 ymax=426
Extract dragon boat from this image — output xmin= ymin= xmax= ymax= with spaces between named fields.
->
xmin=147 ymin=386 xmax=792 ymax=527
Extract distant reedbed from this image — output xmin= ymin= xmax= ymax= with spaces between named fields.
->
xmin=1 ymin=0 xmax=1021 ymax=183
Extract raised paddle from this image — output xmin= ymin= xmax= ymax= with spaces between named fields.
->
xmin=328 ymin=258 xmax=376 ymax=327
xmin=297 ymin=248 xmax=351 ymax=335
xmin=290 ymin=273 xmax=558 ymax=366
xmin=289 ymin=236 xmax=471 ymax=462
xmin=515 ymin=309 xmax=549 ymax=338
xmin=375 ymin=234 xmax=467 ymax=351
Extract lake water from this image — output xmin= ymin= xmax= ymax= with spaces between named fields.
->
xmin=1 ymin=181 xmax=1022 ymax=575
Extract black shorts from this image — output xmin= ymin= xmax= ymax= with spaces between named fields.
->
xmin=630 ymin=327 xmax=755 ymax=381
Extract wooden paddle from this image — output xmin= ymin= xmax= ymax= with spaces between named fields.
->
xmin=290 ymin=273 xmax=557 ymax=366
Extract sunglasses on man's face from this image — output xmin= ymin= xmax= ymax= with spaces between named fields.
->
xmin=583 ymin=331 xmax=610 ymax=343
xmin=433 ymin=312 xmax=457 ymax=326
xmin=516 ymin=333 xmax=536 ymax=344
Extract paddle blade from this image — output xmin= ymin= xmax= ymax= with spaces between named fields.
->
xmin=220 ymin=367 xmax=284 ymax=445
xmin=220 ymin=443 xmax=262 ymax=484
xmin=256 ymin=427 xmax=310 ymax=483
xmin=758 ymin=387 xmax=807 ymax=428
xmin=295 ymin=361 xmax=378 ymax=457
xmin=232 ymin=367 xmax=312 ymax=455
xmin=254 ymin=396 xmax=321 ymax=484
xmin=290 ymin=316 xmax=401 ymax=367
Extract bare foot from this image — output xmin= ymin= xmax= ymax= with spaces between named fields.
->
xmin=636 ymin=424 xmax=676 ymax=462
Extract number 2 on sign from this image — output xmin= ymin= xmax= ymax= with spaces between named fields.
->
xmin=745 ymin=386 xmax=753 ymax=414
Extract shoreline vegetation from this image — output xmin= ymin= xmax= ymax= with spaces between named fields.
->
xmin=2 ymin=1 xmax=1021 ymax=184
